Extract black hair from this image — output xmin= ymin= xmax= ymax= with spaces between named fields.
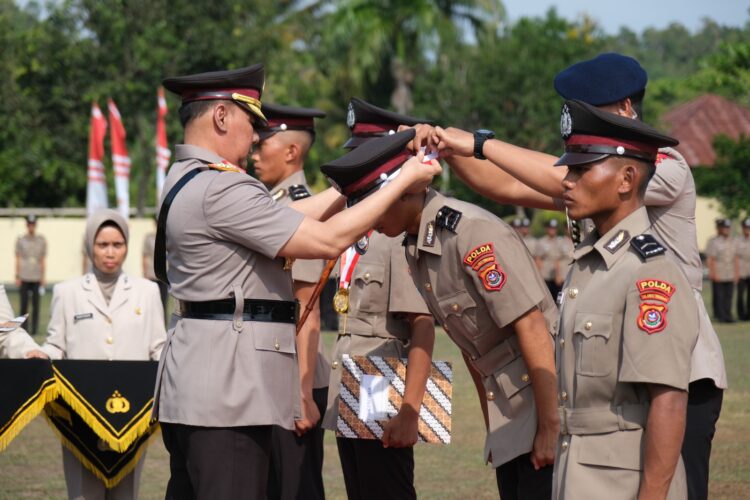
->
xmin=96 ymin=220 xmax=126 ymax=241
xmin=178 ymin=100 xmax=224 ymax=127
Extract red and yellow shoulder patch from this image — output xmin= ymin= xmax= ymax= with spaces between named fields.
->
xmin=464 ymin=243 xmax=506 ymax=292
xmin=635 ymin=279 xmax=675 ymax=334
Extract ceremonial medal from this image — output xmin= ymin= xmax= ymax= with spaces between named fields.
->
xmin=333 ymin=288 xmax=350 ymax=313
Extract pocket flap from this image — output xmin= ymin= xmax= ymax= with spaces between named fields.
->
xmin=577 ymin=430 xmax=643 ymax=471
xmin=354 ymin=263 xmax=385 ymax=285
xmin=495 ymin=354 xmax=532 ymax=399
xmin=252 ymin=325 xmax=296 ymax=354
xmin=573 ymin=312 xmax=613 ymax=339
xmin=438 ymin=290 xmax=477 ymax=317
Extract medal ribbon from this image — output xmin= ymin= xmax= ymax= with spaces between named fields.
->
xmin=338 ymin=230 xmax=373 ymax=290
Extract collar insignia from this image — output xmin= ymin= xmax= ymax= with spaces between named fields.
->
xmin=605 ymin=230 xmax=630 ymax=254
xmin=423 ymin=221 xmax=436 ymax=247
xmin=272 ymin=188 xmax=287 ymax=201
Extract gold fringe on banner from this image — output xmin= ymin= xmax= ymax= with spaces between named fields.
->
xmin=0 ymin=377 xmax=58 ymax=452
xmin=52 ymin=366 xmax=154 ymax=453
xmin=44 ymin=401 xmax=160 ymax=489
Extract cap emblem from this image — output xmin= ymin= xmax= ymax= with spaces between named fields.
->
xmin=616 ymin=146 xmax=625 ymax=155
xmin=347 ymin=102 xmax=356 ymax=128
xmin=280 ymin=123 xmax=288 ymax=131
xmin=560 ymin=104 xmax=572 ymax=139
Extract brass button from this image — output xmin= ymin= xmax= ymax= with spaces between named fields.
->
xmin=521 ymin=374 xmax=530 ymax=383
xmin=106 ymin=337 xmax=113 ymax=344
xmin=135 ymin=307 xmax=141 ymax=315
xmin=561 ymin=391 xmax=568 ymax=401
xmin=568 ymin=288 xmax=578 ymax=299
xmin=561 ymin=440 xmax=569 ymax=450
xmin=560 ymin=338 xmax=565 ymax=347
xmin=486 ymin=391 xmax=495 ymax=401
xmin=425 ymin=283 xmax=432 ymax=291
xmin=584 ymin=321 xmax=593 ymax=331
xmin=451 ymin=303 xmax=459 ymax=312
xmin=364 ymin=272 xmax=371 ymax=280
xmin=105 ymin=317 xmax=112 ymax=324
xmin=274 ymin=340 xmax=280 ymax=351
xmin=332 ymin=361 xmax=339 ymax=369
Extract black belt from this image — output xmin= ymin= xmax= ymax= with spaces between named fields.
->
xmin=181 ymin=299 xmax=298 ymax=324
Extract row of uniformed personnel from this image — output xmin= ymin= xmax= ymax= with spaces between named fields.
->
xmin=152 ymin=52 xmax=725 ymax=500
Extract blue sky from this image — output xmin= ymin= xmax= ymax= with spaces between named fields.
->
xmin=502 ymin=0 xmax=749 ymax=34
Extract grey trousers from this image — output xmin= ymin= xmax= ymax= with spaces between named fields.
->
xmin=62 ymin=446 xmax=145 ymax=500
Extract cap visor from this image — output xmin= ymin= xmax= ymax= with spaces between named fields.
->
xmin=554 ymin=152 xmax=609 ymax=167
xmin=342 ymin=136 xmax=369 ymax=149
xmin=257 ymin=129 xmax=278 ymax=141
xmin=236 ymin=101 xmax=268 ymax=127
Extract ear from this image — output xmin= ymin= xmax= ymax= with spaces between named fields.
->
xmin=286 ymin=142 xmax=300 ymax=163
xmin=612 ymin=98 xmax=631 ymax=118
xmin=618 ymin=163 xmax=637 ymax=195
xmin=213 ymin=103 xmax=229 ymax=132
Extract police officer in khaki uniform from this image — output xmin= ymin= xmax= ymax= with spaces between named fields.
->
xmin=322 ymin=100 xmax=436 ymax=500
xmin=428 ymin=52 xmax=726 ymax=500
xmin=735 ymin=218 xmax=750 ymax=320
xmin=534 ymin=219 xmax=568 ymax=300
xmin=41 ymin=209 xmax=166 ymax=500
xmin=706 ymin=218 xmax=738 ymax=323
xmin=250 ymin=102 xmax=330 ymax=500
xmin=15 ymin=214 xmax=46 ymax=335
xmin=512 ymin=217 xmax=537 ymax=254
xmin=550 ymin=100 xmax=697 ymax=499
xmin=153 ymin=65 xmax=440 ymax=499
xmin=322 ymin=129 xmax=559 ymax=500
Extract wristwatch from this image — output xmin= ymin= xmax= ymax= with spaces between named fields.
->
xmin=473 ymin=129 xmax=495 ymax=160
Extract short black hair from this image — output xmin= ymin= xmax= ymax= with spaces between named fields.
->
xmin=178 ymin=100 xmax=226 ymax=127
xmin=630 ymin=89 xmax=645 ymax=121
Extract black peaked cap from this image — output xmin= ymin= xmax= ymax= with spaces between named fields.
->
xmin=344 ymin=97 xmax=434 ymax=149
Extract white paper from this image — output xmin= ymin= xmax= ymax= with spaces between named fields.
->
xmin=358 ymin=374 xmax=390 ymax=421
xmin=0 ymin=314 xmax=28 ymax=332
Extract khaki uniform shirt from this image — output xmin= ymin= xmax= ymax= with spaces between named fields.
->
xmin=706 ymin=235 xmax=737 ymax=282
xmin=142 ymin=233 xmax=157 ymax=281
xmin=535 ymin=236 xmax=569 ymax=281
xmin=736 ymin=236 xmax=750 ymax=279
xmin=0 ymin=284 xmax=40 ymax=358
xmin=405 ymin=189 xmax=558 ymax=467
xmin=41 ymin=274 xmax=165 ymax=361
xmin=553 ymin=207 xmax=696 ymax=500
xmin=522 ymin=235 xmax=537 ymax=254
xmin=271 ymin=170 xmax=331 ymax=390
xmin=154 ymin=144 xmax=305 ymax=430
xmin=16 ymin=234 xmax=46 ymax=282
xmin=322 ymin=231 xmax=430 ymax=430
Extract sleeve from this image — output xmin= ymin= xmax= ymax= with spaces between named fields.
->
xmin=388 ymin=239 xmax=430 ymax=315
xmin=144 ymin=281 xmax=166 ymax=361
xmin=619 ymin=259 xmax=697 ymax=390
xmin=41 ymin=237 xmax=47 ymax=257
xmin=40 ymin=285 xmax=67 ymax=360
xmin=458 ymin=220 xmax=548 ymax=328
xmin=204 ymin=174 xmax=305 ymax=259
xmin=291 ymin=258 xmax=326 ymax=284
xmin=644 ymin=155 xmax=688 ymax=207
xmin=0 ymin=285 xmax=40 ymax=358
xmin=704 ymin=238 xmax=716 ymax=258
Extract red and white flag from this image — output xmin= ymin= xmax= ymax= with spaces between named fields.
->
xmin=86 ymin=102 xmax=108 ymax=214
xmin=108 ymin=98 xmax=131 ymax=218
xmin=155 ymin=87 xmax=171 ymax=203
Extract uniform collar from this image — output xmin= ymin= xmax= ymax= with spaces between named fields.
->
xmin=573 ymin=206 xmax=651 ymax=269
xmin=271 ymin=170 xmax=307 ymax=195
xmin=81 ymin=273 xmax=131 ymax=317
xmin=174 ymin=144 xmax=227 ymax=165
xmin=414 ymin=188 xmax=447 ymax=256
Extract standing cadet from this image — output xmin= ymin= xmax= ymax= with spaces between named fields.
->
xmin=321 ymin=99 xmax=435 ymax=500
xmin=153 ymin=65 xmax=440 ymax=499
xmin=15 ymin=214 xmax=46 ymax=335
xmin=426 ymin=52 xmax=726 ymax=500
xmin=322 ymin=130 xmax=559 ymax=500
xmin=549 ymin=99 xmax=697 ymax=499
xmin=706 ymin=218 xmax=738 ymax=323
xmin=534 ymin=219 xmax=567 ymax=300
xmin=736 ymin=218 xmax=750 ymax=321
xmin=512 ymin=218 xmax=537 ymax=254
xmin=250 ymin=102 xmax=330 ymax=500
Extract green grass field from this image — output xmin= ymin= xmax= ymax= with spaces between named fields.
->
xmin=0 ymin=289 xmax=747 ymax=498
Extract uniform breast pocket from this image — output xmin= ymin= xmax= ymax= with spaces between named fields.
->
xmin=352 ymin=263 xmax=386 ymax=313
xmin=438 ymin=290 xmax=479 ymax=339
xmin=252 ymin=324 xmax=296 ymax=355
xmin=574 ymin=312 xmax=613 ymax=377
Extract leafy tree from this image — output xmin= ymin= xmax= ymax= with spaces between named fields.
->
xmin=693 ymin=135 xmax=750 ymax=218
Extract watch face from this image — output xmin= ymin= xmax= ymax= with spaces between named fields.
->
xmin=476 ymin=128 xmax=495 ymax=138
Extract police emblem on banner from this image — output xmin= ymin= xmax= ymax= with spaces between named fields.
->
xmin=336 ymin=355 xmax=452 ymax=444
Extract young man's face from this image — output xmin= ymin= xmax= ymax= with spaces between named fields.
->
xmin=718 ymin=225 xmax=730 ymax=237
xmin=561 ymin=158 xmax=621 ymax=221
xmin=251 ymin=133 xmax=288 ymax=186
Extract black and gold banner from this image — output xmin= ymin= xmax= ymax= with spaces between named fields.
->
xmin=0 ymin=359 xmax=58 ymax=451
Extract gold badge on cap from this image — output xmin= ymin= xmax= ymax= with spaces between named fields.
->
xmin=333 ymin=288 xmax=349 ymax=314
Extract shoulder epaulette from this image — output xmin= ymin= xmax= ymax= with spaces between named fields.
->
xmin=207 ymin=161 xmax=244 ymax=173
xmin=436 ymin=206 xmax=462 ymax=233
xmin=630 ymin=234 xmax=666 ymax=261
xmin=289 ymin=184 xmax=311 ymax=201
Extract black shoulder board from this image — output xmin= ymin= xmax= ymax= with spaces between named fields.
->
xmin=630 ymin=234 xmax=666 ymax=260
xmin=436 ymin=206 xmax=462 ymax=233
xmin=289 ymin=184 xmax=311 ymax=201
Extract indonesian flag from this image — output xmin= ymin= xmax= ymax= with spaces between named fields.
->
xmin=155 ymin=87 xmax=170 ymax=202
xmin=108 ymin=99 xmax=131 ymax=219
xmin=86 ymin=102 xmax=108 ymax=214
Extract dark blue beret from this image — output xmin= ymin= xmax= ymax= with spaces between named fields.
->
xmin=554 ymin=53 xmax=648 ymax=106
